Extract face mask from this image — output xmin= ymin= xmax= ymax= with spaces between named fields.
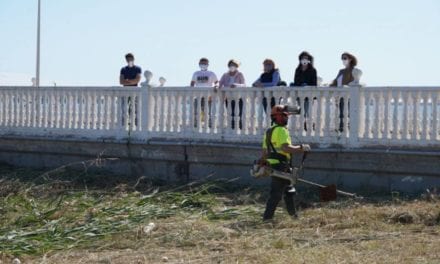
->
xmin=342 ymin=59 xmax=350 ymax=67
xmin=200 ymin=64 xmax=208 ymax=71
xmin=229 ymin=66 xmax=237 ymax=72
xmin=127 ymin=61 xmax=134 ymax=67
xmin=301 ymin=59 xmax=310 ymax=66
xmin=264 ymin=65 xmax=273 ymax=72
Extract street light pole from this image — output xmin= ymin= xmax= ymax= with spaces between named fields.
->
xmin=35 ymin=0 xmax=41 ymax=87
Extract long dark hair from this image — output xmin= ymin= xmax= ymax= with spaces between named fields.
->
xmin=296 ymin=51 xmax=315 ymax=71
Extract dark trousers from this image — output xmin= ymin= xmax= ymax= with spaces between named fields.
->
xmin=263 ymin=176 xmax=297 ymax=220
xmin=121 ymin=96 xmax=138 ymax=127
xmin=262 ymin=97 xmax=276 ymax=114
xmin=225 ymin=99 xmax=243 ymax=129
xmin=194 ymin=97 xmax=212 ymax=128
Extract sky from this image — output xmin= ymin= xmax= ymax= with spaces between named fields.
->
xmin=0 ymin=0 xmax=439 ymax=87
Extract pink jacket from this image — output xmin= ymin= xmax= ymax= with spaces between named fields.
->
xmin=219 ymin=71 xmax=246 ymax=88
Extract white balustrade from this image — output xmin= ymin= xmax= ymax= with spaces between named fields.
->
xmin=0 ymin=86 xmax=439 ymax=148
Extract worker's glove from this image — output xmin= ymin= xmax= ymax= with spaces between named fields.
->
xmin=251 ymin=162 xmax=270 ymax=178
xmin=301 ymin=144 xmax=311 ymax=152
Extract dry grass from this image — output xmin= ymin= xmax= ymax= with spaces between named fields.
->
xmin=1 ymin=165 xmax=440 ymax=264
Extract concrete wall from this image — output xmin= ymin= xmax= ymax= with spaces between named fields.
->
xmin=0 ymin=136 xmax=439 ymax=194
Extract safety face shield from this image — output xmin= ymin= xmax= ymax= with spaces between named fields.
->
xmin=283 ymin=105 xmax=301 ymax=115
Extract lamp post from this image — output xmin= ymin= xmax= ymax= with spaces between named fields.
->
xmin=35 ymin=0 xmax=41 ymax=87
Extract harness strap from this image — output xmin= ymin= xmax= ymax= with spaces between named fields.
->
xmin=265 ymin=127 xmax=277 ymax=154
xmin=266 ymin=126 xmax=288 ymax=163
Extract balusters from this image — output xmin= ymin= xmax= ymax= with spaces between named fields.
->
xmin=131 ymin=93 xmax=137 ymax=132
xmin=422 ymin=93 xmax=429 ymax=141
xmin=391 ymin=90 xmax=400 ymax=140
xmin=151 ymin=90 xmax=157 ymax=132
xmin=4 ymin=90 xmax=10 ymax=127
xmin=166 ymin=90 xmax=172 ymax=133
xmin=203 ymin=90 xmax=210 ymax=134
xmin=72 ymin=90 xmax=77 ymax=129
xmin=333 ymin=92 xmax=340 ymax=136
xmin=315 ymin=91 xmax=323 ymax=137
xmin=12 ymin=92 xmax=16 ymax=127
xmin=364 ymin=91 xmax=371 ymax=139
xmin=112 ymin=90 xmax=119 ymax=130
xmin=240 ymin=90 xmax=247 ymax=135
xmin=412 ymin=91 xmax=420 ymax=140
xmin=17 ymin=90 xmax=23 ymax=127
xmin=231 ymin=90 xmax=239 ymax=134
xmin=96 ymin=93 xmax=102 ymax=130
xmin=218 ymin=89 xmax=225 ymax=136
xmin=188 ymin=90 xmax=194 ymax=133
xmin=383 ymin=90 xmax=391 ymax=139
xmin=52 ymin=89 xmax=57 ymax=128
xmin=102 ymin=93 xmax=109 ymax=130
xmin=210 ymin=91 xmax=217 ymax=134
xmin=432 ymin=91 xmax=439 ymax=141
xmin=90 ymin=91 xmax=96 ymax=130
xmin=56 ymin=90 xmax=62 ymax=129
xmin=0 ymin=86 xmax=439 ymax=146
xmin=0 ymin=91 xmax=4 ymax=126
xmin=197 ymin=91 xmax=203 ymax=133
xmin=181 ymin=91 xmax=188 ymax=134
xmin=249 ymin=90 xmax=256 ymax=136
xmin=173 ymin=91 xmax=180 ymax=133
xmin=401 ymin=91 xmax=409 ymax=140
xmin=372 ymin=93 xmax=380 ymax=139
xmin=324 ymin=90 xmax=331 ymax=139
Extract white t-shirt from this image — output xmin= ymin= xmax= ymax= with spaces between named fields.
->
xmin=192 ymin=70 xmax=218 ymax=87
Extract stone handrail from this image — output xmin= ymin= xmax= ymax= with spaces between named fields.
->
xmin=0 ymin=86 xmax=438 ymax=148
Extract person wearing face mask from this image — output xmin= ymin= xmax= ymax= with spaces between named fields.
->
xmin=219 ymin=60 xmax=245 ymax=88
xmin=119 ymin=53 xmax=142 ymax=127
xmin=330 ymin=52 xmax=362 ymax=131
xmin=330 ymin=52 xmax=362 ymax=87
xmin=190 ymin=58 xmax=218 ymax=88
xmin=120 ymin=53 xmax=142 ymax=87
xmin=219 ymin=59 xmax=246 ymax=129
xmin=190 ymin=58 xmax=218 ymax=128
xmin=253 ymin=59 xmax=283 ymax=113
xmin=292 ymin=51 xmax=318 ymax=131
xmin=293 ymin=51 xmax=317 ymax=87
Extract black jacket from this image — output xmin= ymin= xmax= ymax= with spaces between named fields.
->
xmin=293 ymin=67 xmax=317 ymax=86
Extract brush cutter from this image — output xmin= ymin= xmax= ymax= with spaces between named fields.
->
xmin=251 ymin=152 xmax=361 ymax=201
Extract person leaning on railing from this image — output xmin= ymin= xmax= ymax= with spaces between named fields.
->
xmin=119 ymin=53 xmax=142 ymax=87
xmin=119 ymin=53 xmax=142 ymax=127
xmin=219 ymin=59 xmax=246 ymax=129
xmin=291 ymin=51 xmax=318 ymax=131
xmin=190 ymin=57 xmax=219 ymax=127
xmin=253 ymin=59 xmax=286 ymax=113
xmin=330 ymin=52 xmax=363 ymax=131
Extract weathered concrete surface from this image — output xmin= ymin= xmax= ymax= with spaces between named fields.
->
xmin=0 ymin=136 xmax=439 ymax=194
